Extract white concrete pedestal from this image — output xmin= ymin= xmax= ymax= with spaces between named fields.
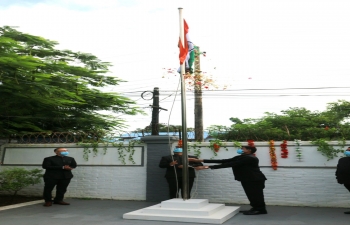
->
xmin=123 ymin=199 xmax=240 ymax=224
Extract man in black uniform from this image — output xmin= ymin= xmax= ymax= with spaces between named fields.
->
xmin=336 ymin=147 xmax=350 ymax=214
xmin=42 ymin=147 xmax=77 ymax=207
xmin=190 ymin=146 xmax=267 ymax=215
xmin=159 ymin=147 xmax=202 ymax=199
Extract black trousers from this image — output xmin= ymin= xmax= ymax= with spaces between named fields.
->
xmin=43 ymin=178 xmax=71 ymax=202
xmin=166 ymin=177 xmax=194 ymax=199
xmin=241 ymin=180 xmax=266 ymax=211
xmin=344 ymin=182 xmax=350 ymax=192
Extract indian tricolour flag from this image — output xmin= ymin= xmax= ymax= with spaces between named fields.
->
xmin=178 ymin=19 xmax=195 ymax=73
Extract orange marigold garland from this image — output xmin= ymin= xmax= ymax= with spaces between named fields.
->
xmin=280 ymin=140 xmax=288 ymax=158
xmin=269 ymin=140 xmax=278 ymax=170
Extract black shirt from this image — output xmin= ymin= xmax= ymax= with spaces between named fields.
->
xmin=204 ymin=154 xmax=266 ymax=182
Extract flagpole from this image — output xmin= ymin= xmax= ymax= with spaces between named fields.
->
xmin=178 ymin=7 xmax=189 ymax=200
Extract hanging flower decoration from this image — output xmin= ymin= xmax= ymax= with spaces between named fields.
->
xmin=294 ymin=139 xmax=302 ymax=161
xmin=269 ymin=140 xmax=278 ymax=170
xmin=247 ymin=139 xmax=256 ymax=156
xmin=178 ymin=139 xmax=183 ymax=148
xmin=280 ymin=140 xmax=288 ymax=158
xmin=247 ymin=139 xmax=255 ymax=147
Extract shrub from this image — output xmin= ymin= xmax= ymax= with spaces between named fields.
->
xmin=0 ymin=168 xmax=43 ymax=202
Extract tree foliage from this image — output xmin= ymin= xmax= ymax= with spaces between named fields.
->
xmin=0 ymin=26 xmax=142 ymax=136
xmin=209 ymin=100 xmax=350 ymax=141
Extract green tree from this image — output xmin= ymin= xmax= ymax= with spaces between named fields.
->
xmin=0 ymin=168 xmax=43 ymax=203
xmin=0 ymin=26 xmax=142 ymax=136
xmin=210 ymin=100 xmax=350 ymax=141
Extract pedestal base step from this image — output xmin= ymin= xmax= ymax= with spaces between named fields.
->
xmin=123 ymin=199 xmax=240 ymax=224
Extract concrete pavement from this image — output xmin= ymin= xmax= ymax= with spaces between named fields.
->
xmin=0 ymin=199 xmax=349 ymax=225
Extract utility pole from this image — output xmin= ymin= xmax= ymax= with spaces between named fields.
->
xmin=148 ymin=87 xmax=167 ymax=135
xmin=151 ymin=87 xmax=160 ymax=135
xmin=194 ymin=46 xmax=204 ymax=142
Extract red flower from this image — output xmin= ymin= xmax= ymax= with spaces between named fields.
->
xmin=280 ymin=140 xmax=288 ymax=159
xmin=280 ymin=143 xmax=287 ymax=148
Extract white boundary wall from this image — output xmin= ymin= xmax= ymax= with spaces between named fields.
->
xmin=1 ymin=141 xmax=350 ymax=208
xmin=0 ymin=143 xmax=147 ymax=200
xmin=189 ymin=141 xmax=350 ymax=208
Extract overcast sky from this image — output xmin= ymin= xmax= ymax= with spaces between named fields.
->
xmin=1 ymin=0 xmax=350 ymax=131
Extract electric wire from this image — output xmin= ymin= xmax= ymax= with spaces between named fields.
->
xmin=3 ymin=73 xmax=350 ymax=98
xmin=159 ymin=93 xmax=174 ymax=102
xmin=3 ymin=73 xmax=350 ymax=93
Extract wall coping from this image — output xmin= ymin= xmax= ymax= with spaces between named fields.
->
xmin=141 ymin=135 xmax=179 ymax=143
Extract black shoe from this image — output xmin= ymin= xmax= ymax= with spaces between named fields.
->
xmin=243 ymin=210 xmax=268 ymax=215
xmin=239 ymin=208 xmax=254 ymax=213
xmin=43 ymin=202 xmax=52 ymax=207
xmin=344 ymin=211 xmax=350 ymax=214
xmin=53 ymin=201 xmax=70 ymax=205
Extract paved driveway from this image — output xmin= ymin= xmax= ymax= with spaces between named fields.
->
xmin=0 ymin=199 xmax=349 ymax=225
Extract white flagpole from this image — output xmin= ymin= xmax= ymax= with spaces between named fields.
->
xmin=178 ymin=7 xmax=189 ymax=200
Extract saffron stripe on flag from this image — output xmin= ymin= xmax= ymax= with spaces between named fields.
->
xmin=178 ymin=20 xmax=195 ymax=73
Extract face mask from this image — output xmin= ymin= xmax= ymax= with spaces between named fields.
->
xmin=344 ymin=151 xmax=350 ymax=157
xmin=173 ymin=147 xmax=183 ymax=153
xmin=237 ymin=149 xmax=244 ymax=154
xmin=60 ymin=152 xmax=69 ymax=156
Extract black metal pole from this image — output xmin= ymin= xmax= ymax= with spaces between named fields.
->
xmin=151 ymin=87 xmax=159 ymax=135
